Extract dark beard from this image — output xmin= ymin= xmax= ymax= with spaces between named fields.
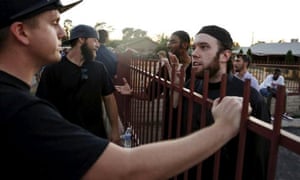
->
xmin=81 ymin=43 xmax=94 ymax=61
xmin=195 ymin=54 xmax=220 ymax=79
xmin=272 ymin=76 xmax=279 ymax=81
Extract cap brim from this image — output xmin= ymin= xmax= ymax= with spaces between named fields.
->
xmin=59 ymin=0 xmax=83 ymax=13
xmin=10 ymin=0 xmax=83 ymax=21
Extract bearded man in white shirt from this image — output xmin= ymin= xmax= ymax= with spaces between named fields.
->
xmin=259 ymin=68 xmax=291 ymax=119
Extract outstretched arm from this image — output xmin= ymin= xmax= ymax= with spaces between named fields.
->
xmin=115 ymin=78 xmax=133 ymax=95
xmin=83 ymin=96 xmax=250 ymax=180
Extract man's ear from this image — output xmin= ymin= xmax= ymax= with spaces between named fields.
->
xmin=9 ymin=22 xmax=30 ymax=45
xmin=220 ymin=49 xmax=232 ymax=63
xmin=78 ymin=37 xmax=85 ymax=44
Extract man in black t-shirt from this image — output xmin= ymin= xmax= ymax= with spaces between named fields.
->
xmin=182 ymin=25 xmax=270 ymax=180
xmin=96 ymin=29 xmax=118 ymax=79
xmin=36 ymin=24 xmax=121 ymax=141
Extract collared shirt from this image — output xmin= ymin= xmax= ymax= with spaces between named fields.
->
xmin=234 ymin=71 xmax=260 ymax=92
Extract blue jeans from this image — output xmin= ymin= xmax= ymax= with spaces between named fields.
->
xmin=260 ymin=88 xmax=286 ymax=113
xmin=260 ymin=88 xmax=271 ymax=97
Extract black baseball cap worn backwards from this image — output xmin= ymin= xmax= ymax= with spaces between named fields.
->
xmin=66 ymin=24 xmax=99 ymax=43
xmin=0 ymin=0 xmax=83 ymax=29
xmin=70 ymin=25 xmax=98 ymax=41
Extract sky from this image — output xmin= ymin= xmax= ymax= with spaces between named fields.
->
xmin=61 ymin=0 xmax=300 ymax=47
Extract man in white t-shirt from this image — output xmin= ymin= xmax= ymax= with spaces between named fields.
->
xmin=260 ymin=69 xmax=284 ymax=92
xmin=259 ymin=68 xmax=291 ymax=119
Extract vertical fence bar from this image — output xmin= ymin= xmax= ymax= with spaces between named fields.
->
xmin=154 ymin=61 xmax=162 ymax=141
xmin=186 ymin=68 xmax=196 ymax=134
xmin=141 ymin=59 xmax=147 ymax=144
xmin=196 ymin=70 xmax=210 ymax=180
xmin=267 ymin=85 xmax=285 ymax=180
xmin=235 ymin=79 xmax=251 ymax=180
xmin=176 ymin=66 xmax=185 ymax=137
xmin=132 ymin=59 xmax=139 ymax=146
xmin=168 ymin=65 xmax=176 ymax=139
xmin=149 ymin=60 xmax=155 ymax=142
xmin=183 ymin=68 xmax=196 ymax=180
xmin=212 ymin=74 xmax=227 ymax=180
xmin=160 ymin=63 xmax=168 ymax=140
xmin=133 ymin=59 xmax=139 ymax=144
xmin=142 ymin=59 xmax=148 ymax=143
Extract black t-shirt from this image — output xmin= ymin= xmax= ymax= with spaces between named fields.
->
xmin=0 ymin=70 xmax=109 ymax=179
xmin=36 ymin=57 xmax=115 ymax=138
xmin=96 ymin=45 xmax=118 ymax=79
xmin=183 ymin=75 xmax=270 ymax=180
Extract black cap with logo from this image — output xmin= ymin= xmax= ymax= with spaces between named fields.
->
xmin=0 ymin=0 xmax=83 ymax=29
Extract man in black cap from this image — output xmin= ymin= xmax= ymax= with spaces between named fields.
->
xmin=0 ymin=1 xmax=249 ymax=178
xmin=36 ymin=24 xmax=122 ymax=142
xmin=182 ymin=25 xmax=270 ymax=180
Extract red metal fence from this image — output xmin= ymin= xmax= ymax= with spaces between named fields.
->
xmin=115 ymin=53 xmax=300 ymax=180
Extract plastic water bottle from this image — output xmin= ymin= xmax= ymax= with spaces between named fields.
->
xmin=123 ymin=127 xmax=132 ymax=148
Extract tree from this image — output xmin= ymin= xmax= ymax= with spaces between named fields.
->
xmin=94 ymin=22 xmax=114 ymax=32
xmin=106 ymin=40 xmax=122 ymax=49
xmin=122 ymin=28 xmax=134 ymax=41
xmin=247 ymin=48 xmax=254 ymax=63
xmin=62 ymin=19 xmax=72 ymax=45
xmin=122 ymin=27 xmax=147 ymax=40
xmin=232 ymin=41 xmax=240 ymax=50
xmin=133 ymin=29 xmax=147 ymax=38
xmin=94 ymin=22 xmax=106 ymax=30
xmin=247 ymin=49 xmax=252 ymax=56
xmin=285 ymin=50 xmax=294 ymax=64
xmin=154 ymin=33 xmax=169 ymax=53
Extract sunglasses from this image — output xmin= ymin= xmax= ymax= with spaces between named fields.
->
xmin=81 ymin=68 xmax=88 ymax=81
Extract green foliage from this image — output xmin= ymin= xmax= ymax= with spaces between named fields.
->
xmin=122 ymin=28 xmax=147 ymax=41
xmin=247 ymin=49 xmax=253 ymax=62
xmin=232 ymin=41 xmax=240 ymax=50
xmin=106 ymin=40 xmax=122 ymax=48
xmin=154 ymin=34 xmax=169 ymax=53
xmin=247 ymin=49 xmax=252 ymax=56
xmin=285 ymin=50 xmax=294 ymax=64
xmin=94 ymin=22 xmax=114 ymax=32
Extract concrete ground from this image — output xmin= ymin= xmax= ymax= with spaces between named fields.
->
xmin=281 ymin=117 xmax=300 ymax=127
xmin=276 ymin=125 xmax=300 ymax=180
xmin=275 ymin=116 xmax=300 ymax=180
